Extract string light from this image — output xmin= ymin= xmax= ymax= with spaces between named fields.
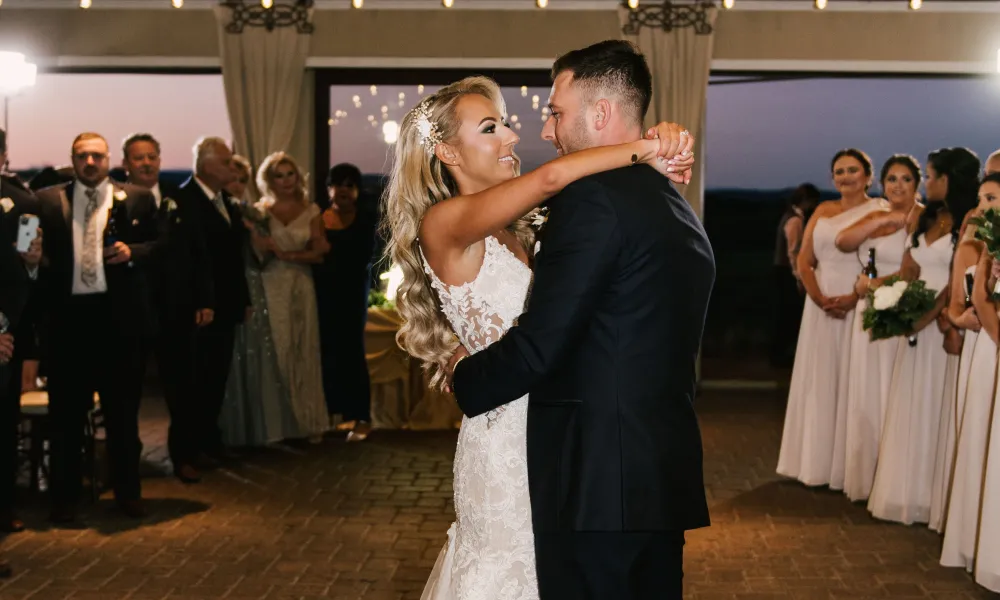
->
xmin=442 ymin=0 xmax=454 ymax=6
xmin=723 ymin=0 xmax=734 ymax=8
xmin=172 ymin=0 xmax=183 ymax=6
xmin=537 ymin=0 xmax=547 ymax=6
xmin=814 ymin=0 xmax=826 ymax=8
xmin=417 ymin=84 xmax=425 ymax=94
xmin=80 ymin=0 xmax=92 ymax=8
xmin=382 ymin=121 xmax=399 ymax=145
xmin=261 ymin=0 xmax=273 ymax=8
xmin=521 ymin=86 xmax=528 ymax=97
xmin=352 ymin=0 xmax=363 ymax=7
xmin=909 ymin=0 xmax=921 ymax=8
xmin=627 ymin=0 xmax=639 ymax=9
xmin=370 ymin=85 xmax=377 ymax=96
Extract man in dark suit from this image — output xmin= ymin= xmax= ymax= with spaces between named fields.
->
xmin=178 ymin=137 xmax=249 ymax=464
xmin=35 ymin=132 xmax=161 ymax=522
xmin=0 ymin=128 xmax=43 ymax=535
xmin=122 ymin=133 xmax=213 ymax=483
xmin=449 ymin=41 xmax=715 ymax=599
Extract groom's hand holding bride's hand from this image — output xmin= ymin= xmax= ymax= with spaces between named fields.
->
xmin=444 ymin=345 xmax=470 ymax=394
xmin=646 ymin=122 xmax=696 ymax=185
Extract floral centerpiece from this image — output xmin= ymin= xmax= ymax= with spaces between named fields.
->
xmin=862 ymin=276 xmax=937 ymax=341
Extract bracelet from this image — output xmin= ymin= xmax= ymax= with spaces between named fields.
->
xmin=453 ymin=354 xmax=467 ymax=370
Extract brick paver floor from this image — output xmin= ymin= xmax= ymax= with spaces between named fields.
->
xmin=0 ymin=389 xmax=992 ymax=599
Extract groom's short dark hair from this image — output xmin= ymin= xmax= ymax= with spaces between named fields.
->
xmin=551 ymin=40 xmax=653 ymax=127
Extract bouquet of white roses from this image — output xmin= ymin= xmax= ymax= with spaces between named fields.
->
xmin=862 ymin=276 xmax=937 ymax=341
xmin=968 ymin=207 xmax=1000 ymax=300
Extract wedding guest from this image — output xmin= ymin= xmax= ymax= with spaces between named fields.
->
xmin=0 ymin=129 xmax=42 ymax=531
xmin=869 ymin=147 xmax=979 ymax=525
xmin=770 ymin=183 xmax=819 ymax=368
xmin=181 ymin=137 xmax=250 ymax=465
xmin=314 ymin=164 xmax=377 ymax=441
xmin=778 ymin=149 xmax=885 ymax=488
xmin=942 ymin=172 xmax=1000 ymax=571
xmin=985 ymin=149 xmax=1000 ymax=176
xmin=122 ymin=133 xmax=212 ymax=483
xmin=972 ymin=176 xmax=1000 ymax=590
xmin=36 ymin=132 xmax=161 ymax=522
xmin=221 ymin=156 xmax=290 ymax=447
xmin=249 ymin=152 xmax=328 ymax=442
xmin=835 ymin=155 xmax=919 ymax=502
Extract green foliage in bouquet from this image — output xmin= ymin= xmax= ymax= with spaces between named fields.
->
xmin=861 ymin=275 xmax=937 ymax=341
xmin=368 ymin=289 xmax=395 ymax=310
xmin=968 ymin=207 xmax=1000 ymax=260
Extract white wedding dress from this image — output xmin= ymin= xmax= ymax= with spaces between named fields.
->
xmin=420 ymin=235 xmax=539 ymax=600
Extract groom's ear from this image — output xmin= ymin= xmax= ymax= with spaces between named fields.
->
xmin=593 ymin=98 xmax=612 ymax=131
xmin=435 ymin=143 xmax=460 ymax=167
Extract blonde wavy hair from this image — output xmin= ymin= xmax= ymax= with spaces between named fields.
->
xmin=383 ymin=76 xmax=536 ymax=390
xmin=257 ymin=151 xmax=309 ymax=203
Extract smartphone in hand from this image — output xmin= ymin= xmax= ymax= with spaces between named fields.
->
xmin=16 ymin=214 xmax=39 ymax=253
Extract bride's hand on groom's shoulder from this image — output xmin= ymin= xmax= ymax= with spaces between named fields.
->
xmin=644 ymin=122 xmax=695 ymax=185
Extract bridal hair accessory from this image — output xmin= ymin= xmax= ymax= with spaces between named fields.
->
xmin=414 ymin=100 xmax=443 ymax=154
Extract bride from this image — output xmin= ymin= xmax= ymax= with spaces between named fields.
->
xmin=382 ymin=76 xmax=694 ymax=599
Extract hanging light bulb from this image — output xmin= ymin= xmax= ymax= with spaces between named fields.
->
xmin=370 ymin=85 xmax=377 ymax=96
xmin=536 ymin=0 xmax=547 ymax=7
xmin=172 ymin=0 xmax=183 ymax=6
xmin=515 ymin=123 xmax=522 ymax=131
xmin=723 ymin=0 xmax=734 ymax=8
xmin=383 ymin=120 xmax=400 ymax=145
xmin=442 ymin=0 xmax=454 ymax=7
xmin=510 ymin=115 xmax=519 ymax=123
xmin=417 ymin=84 xmax=425 ymax=94
xmin=627 ymin=0 xmax=639 ymax=9
xmin=80 ymin=0 xmax=92 ymax=8
xmin=909 ymin=0 xmax=921 ymax=8
xmin=381 ymin=105 xmax=388 ymax=113
xmin=814 ymin=0 xmax=826 ymax=8
xmin=352 ymin=0 xmax=363 ymax=7
xmin=398 ymin=92 xmax=406 ymax=100
xmin=261 ymin=0 xmax=273 ymax=8
xmin=521 ymin=86 xmax=528 ymax=97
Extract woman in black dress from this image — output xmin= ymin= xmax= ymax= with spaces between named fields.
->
xmin=314 ymin=164 xmax=378 ymax=441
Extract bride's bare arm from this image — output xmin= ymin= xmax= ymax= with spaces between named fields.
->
xmin=420 ymin=137 xmax=662 ymax=257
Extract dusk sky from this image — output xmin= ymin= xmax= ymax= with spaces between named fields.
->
xmin=7 ymin=73 xmax=1000 ymax=192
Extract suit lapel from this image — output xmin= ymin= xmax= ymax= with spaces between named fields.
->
xmin=60 ymin=182 xmax=74 ymax=229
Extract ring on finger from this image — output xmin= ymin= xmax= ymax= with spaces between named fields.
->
xmin=680 ymin=130 xmax=689 ymax=136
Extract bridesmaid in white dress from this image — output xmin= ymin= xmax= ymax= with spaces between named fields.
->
xmin=930 ymin=178 xmax=995 ymax=533
xmin=929 ymin=238 xmax=979 ymax=533
xmin=778 ymin=149 xmax=886 ymax=487
xmin=869 ymin=148 xmax=981 ymax=526
xmin=834 ymin=155 xmax=920 ymax=502
xmin=251 ymin=152 xmax=331 ymax=442
xmin=975 ymin=177 xmax=1000 ymax=591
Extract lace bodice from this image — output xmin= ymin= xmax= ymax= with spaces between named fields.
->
xmin=419 ymin=235 xmax=539 ymax=600
xmin=422 ymin=236 xmax=533 ymax=354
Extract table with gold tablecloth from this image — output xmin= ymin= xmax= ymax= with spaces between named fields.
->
xmin=365 ymin=307 xmax=463 ymax=430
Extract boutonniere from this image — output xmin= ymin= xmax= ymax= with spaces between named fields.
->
xmin=113 ymin=189 xmax=127 ymax=202
xmin=530 ymin=207 xmax=549 ymax=230
xmin=164 ymin=197 xmax=178 ymax=212
xmin=0 ymin=198 xmax=13 ymax=213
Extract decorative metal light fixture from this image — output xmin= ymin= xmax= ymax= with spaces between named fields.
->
xmin=621 ymin=1 xmax=715 ymax=35
xmin=221 ymin=0 xmax=314 ymax=34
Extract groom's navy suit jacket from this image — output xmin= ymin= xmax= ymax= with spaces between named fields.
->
xmin=453 ymin=164 xmax=715 ymax=534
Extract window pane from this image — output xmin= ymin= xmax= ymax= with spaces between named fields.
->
xmin=329 ymin=84 xmax=555 ymax=175
xmin=6 ymin=73 xmax=229 ymax=172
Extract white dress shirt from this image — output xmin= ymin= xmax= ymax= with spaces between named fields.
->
xmin=150 ymin=182 xmax=162 ymax=208
xmin=196 ymin=176 xmax=230 ymax=223
xmin=71 ymin=178 xmax=113 ymax=295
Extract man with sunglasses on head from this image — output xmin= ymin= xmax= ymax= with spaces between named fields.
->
xmin=122 ymin=134 xmax=212 ymax=485
xmin=35 ymin=132 xmax=161 ymax=524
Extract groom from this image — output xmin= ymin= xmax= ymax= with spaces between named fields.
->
xmin=448 ymin=40 xmax=715 ymax=599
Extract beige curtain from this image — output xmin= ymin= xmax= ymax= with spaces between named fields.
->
xmin=620 ymin=5 xmax=717 ymax=219
xmin=214 ymin=6 xmax=314 ymax=179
